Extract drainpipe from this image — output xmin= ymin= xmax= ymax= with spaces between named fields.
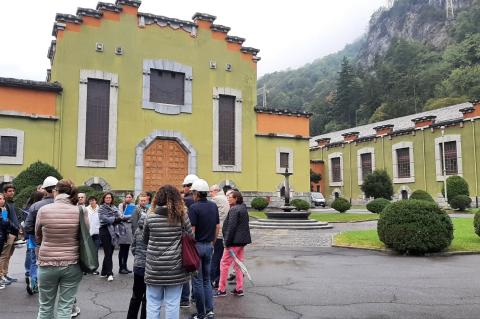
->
xmin=382 ymin=136 xmax=385 ymax=170
xmin=422 ymin=128 xmax=427 ymax=192
xmin=349 ymin=142 xmax=353 ymax=204
xmin=473 ymin=120 xmax=479 ymax=208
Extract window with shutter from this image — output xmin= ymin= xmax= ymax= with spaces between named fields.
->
xmin=360 ymin=153 xmax=372 ymax=181
xmin=0 ymin=136 xmax=17 ymax=157
xmin=218 ymin=94 xmax=236 ymax=165
xmin=331 ymin=157 xmax=341 ymax=182
xmin=149 ymin=69 xmax=185 ymax=105
xmin=85 ymin=79 xmax=110 ymax=160
xmin=280 ymin=152 xmax=289 ymax=169
xmin=396 ymin=148 xmax=411 ymax=178
xmin=439 ymin=141 xmax=458 ymax=175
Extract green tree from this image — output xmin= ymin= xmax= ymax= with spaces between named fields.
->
xmin=13 ymin=161 xmax=62 ymax=194
xmin=361 ymin=170 xmax=394 ymax=200
xmin=334 ymin=57 xmax=362 ymax=127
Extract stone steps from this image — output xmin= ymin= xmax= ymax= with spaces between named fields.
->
xmin=250 ymin=219 xmax=333 ymax=230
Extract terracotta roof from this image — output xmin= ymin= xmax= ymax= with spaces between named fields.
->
xmin=0 ymin=77 xmax=62 ymax=92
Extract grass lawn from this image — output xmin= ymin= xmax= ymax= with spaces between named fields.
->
xmin=249 ymin=211 xmax=379 ymax=223
xmin=445 ymin=208 xmax=477 ymax=214
xmin=334 ymin=218 xmax=480 ymax=252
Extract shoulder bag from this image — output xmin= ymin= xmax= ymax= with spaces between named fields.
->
xmin=181 ymin=217 xmax=200 ymax=273
xmin=78 ymin=207 xmax=99 ymax=273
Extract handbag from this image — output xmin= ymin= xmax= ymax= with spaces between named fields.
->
xmin=78 ymin=207 xmax=99 ymax=273
xmin=181 ymin=217 xmax=200 ymax=273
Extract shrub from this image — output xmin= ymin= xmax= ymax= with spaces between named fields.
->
xmin=13 ymin=161 xmax=62 ymax=194
xmin=474 ymin=211 xmax=480 ymax=237
xmin=442 ymin=176 xmax=469 ymax=203
xmin=450 ymin=194 xmax=472 ymax=211
xmin=13 ymin=185 xmax=38 ymax=210
xmin=251 ymin=197 xmax=269 ymax=211
xmin=366 ymin=198 xmax=391 ymax=214
xmin=331 ymin=197 xmax=351 ymax=213
xmin=290 ymin=199 xmax=310 ymax=211
xmin=409 ymin=190 xmax=435 ymax=203
xmin=377 ymin=200 xmax=453 ymax=254
xmin=361 ymin=170 xmax=394 ymax=199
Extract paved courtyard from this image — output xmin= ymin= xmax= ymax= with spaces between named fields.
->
xmin=2 ymin=221 xmax=480 ymax=318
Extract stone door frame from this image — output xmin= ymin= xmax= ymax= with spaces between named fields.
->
xmin=134 ymin=130 xmax=197 ymax=195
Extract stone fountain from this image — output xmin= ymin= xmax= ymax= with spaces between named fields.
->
xmin=251 ymin=168 xmax=332 ymax=229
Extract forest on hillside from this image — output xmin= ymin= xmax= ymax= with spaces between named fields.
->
xmin=257 ymin=0 xmax=480 ymax=136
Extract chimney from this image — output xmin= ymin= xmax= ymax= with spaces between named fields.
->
xmin=373 ymin=124 xmax=394 ymax=137
xmin=460 ymin=100 xmax=480 ymax=120
xmin=411 ymin=115 xmax=436 ymax=129
xmin=341 ymin=131 xmax=360 ymax=142
xmin=315 ymin=138 xmax=331 ymax=148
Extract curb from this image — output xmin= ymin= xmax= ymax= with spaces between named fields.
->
xmin=327 ymin=219 xmax=378 ymax=224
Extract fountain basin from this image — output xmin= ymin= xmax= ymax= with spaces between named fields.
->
xmin=265 ymin=211 xmax=311 ymax=220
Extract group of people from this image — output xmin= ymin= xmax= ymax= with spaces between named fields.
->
xmin=0 ymin=173 xmax=252 ymax=319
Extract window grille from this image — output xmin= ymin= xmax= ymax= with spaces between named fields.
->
xmin=440 ymin=141 xmax=458 ymax=175
xmin=280 ymin=152 xmax=289 ymax=169
xmin=85 ymin=79 xmax=110 ymax=160
xmin=360 ymin=153 xmax=372 ymax=181
xmin=218 ymin=95 xmax=235 ymax=165
xmin=0 ymin=136 xmax=17 ymax=157
xmin=331 ymin=157 xmax=341 ymax=182
xmin=396 ymin=148 xmax=411 ymax=178
xmin=149 ymin=69 xmax=185 ymax=105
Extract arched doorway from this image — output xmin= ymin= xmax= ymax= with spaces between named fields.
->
xmin=143 ymin=139 xmax=188 ymax=192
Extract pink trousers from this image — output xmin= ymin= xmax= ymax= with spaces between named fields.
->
xmin=218 ymin=246 xmax=245 ymax=292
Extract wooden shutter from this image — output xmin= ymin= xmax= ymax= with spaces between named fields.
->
xmin=280 ymin=152 xmax=289 ymax=168
xmin=149 ymin=69 xmax=185 ymax=105
xmin=218 ymin=95 xmax=236 ymax=165
xmin=0 ymin=136 xmax=17 ymax=157
xmin=331 ymin=157 xmax=341 ymax=182
xmin=85 ymin=79 xmax=110 ymax=160
xmin=360 ymin=153 xmax=372 ymax=180
xmin=396 ymin=148 xmax=410 ymax=178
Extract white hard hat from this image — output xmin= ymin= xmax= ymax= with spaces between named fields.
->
xmin=191 ymin=179 xmax=209 ymax=192
xmin=183 ymin=174 xmax=199 ymax=186
xmin=42 ymin=176 xmax=59 ymax=189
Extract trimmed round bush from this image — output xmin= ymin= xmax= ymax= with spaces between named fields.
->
xmin=290 ymin=199 xmax=310 ymax=211
xmin=474 ymin=211 xmax=480 ymax=237
xmin=409 ymin=190 xmax=435 ymax=203
xmin=14 ymin=185 xmax=38 ymax=210
xmin=442 ymin=176 xmax=469 ymax=203
xmin=377 ymin=200 xmax=453 ymax=254
xmin=251 ymin=197 xmax=269 ymax=211
xmin=331 ymin=197 xmax=351 ymax=213
xmin=366 ymin=198 xmax=391 ymax=214
xmin=361 ymin=170 xmax=393 ymax=199
xmin=450 ymin=194 xmax=472 ymax=211
xmin=13 ymin=161 xmax=62 ymax=194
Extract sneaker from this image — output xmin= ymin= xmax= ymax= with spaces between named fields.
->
xmin=99 ymin=274 xmax=107 ymax=278
xmin=107 ymin=275 xmax=114 ymax=282
xmin=180 ymin=301 xmax=190 ymax=308
xmin=0 ymin=284 xmax=5 ymax=290
xmin=5 ymin=276 xmax=17 ymax=282
xmin=213 ymin=290 xmax=227 ymax=298
xmin=14 ymin=239 xmax=26 ymax=245
xmin=206 ymin=310 xmax=215 ymax=318
xmin=93 ymin=271 xmax=100 ymax=275
xmin=190 ymin=314 xmax=204 ymax=319
xmin=71 ymin=305 xmax=81 ymax=318
xmin=0 ymin=276 xmax=12 ymax=285
xmin=230 ymin=289 xmax=244 ymax=296
xmin=26 ymin=277 xmax=33 ymax=295
xmin=119 ymin=269 xmax=129 ymax=275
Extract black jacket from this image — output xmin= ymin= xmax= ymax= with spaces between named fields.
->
xmin=24 ymin=197 xmax=54 ymax=235
xmin=222 ymin=203 xmax=252 ymax=247
xmin=1 ymin=208 xmax=18 ymax=242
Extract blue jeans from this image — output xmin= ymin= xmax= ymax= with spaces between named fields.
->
xmin=181 ymin=281 xmax=190 ymax=302
xmin=192 ymin=242 xmax=214 ymax=316
xmin=146 ymin=284 xmax=182 ymax=319
xmin=30 ymin=248 xmax=37 ymax=282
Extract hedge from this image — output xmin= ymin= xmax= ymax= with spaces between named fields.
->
xmin=366 ymin=198 xmax=391 ymax=214
xmin=331 ymin=197 xmax=351 ymax=213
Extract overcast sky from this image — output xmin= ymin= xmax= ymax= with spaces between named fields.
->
xmin=0 ymin=0 xmax=385 ymax=81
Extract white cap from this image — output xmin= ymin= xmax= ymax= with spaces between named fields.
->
xmin=42 ymin=176 xmax=59 ymax=189
xmin=182 ymin=174 xmax=199 ymax=186
xmin=191 ymin=179 xmax=209 ymax=192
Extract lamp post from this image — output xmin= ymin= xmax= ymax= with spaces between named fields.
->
xmin=441 ymin=126 xmax=448 ymax=206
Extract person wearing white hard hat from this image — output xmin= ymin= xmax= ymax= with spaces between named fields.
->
xmin=180 ymin=174 xmax=199 ymax=308
xmin=188 ymin=179 xmax=220 ymax=319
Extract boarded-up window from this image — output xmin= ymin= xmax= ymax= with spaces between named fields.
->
xmin=331 ymin=157 xmax=341 ymax=182
xmin=280 ymin=152 xmax=289 ymax=169
xmin=360 ymin=153 xmax=372 ymax=181
xmin=396 ymin=148 xmax=410 ymax=178
xmin=0 ymin=136 xmax=17 ymax=157
xmin=218 ymin=95 xmax=235 ymax=165
xmin=150 ymin=69 xmax=185 ymax=105
xmin=85 ymin=79 xmax=110 ymax=160
xmin=440 ymin=141 xmax=458 ymax=175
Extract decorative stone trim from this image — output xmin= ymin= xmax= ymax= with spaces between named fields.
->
xmin=0 ymin=110 xmax=58 ymax=121
xmin=226 ymin=36 xmax=245 ymax=44
xmin=0 ymin=77 xmax=62 ymax=92
xmin=192 ymin=12 xmax=216 ymax=22
xmin=0 ymin=128 xmax=24 ymax=165
xmin=96 ymin=2 xmax=122 ymax=12
xmin=134 ymin=130 xmax=197 ymax=195
xmin=55 ymin=13 xmax=83 ymax=24
xmin=84 ymin=176 xmax=111 ymax=191
xmin=392 ymin=141 xmax=415 ymax=184
xmin=434 ymin=134 xmax=463 ymax=181
xmin=217 ymin=179 xmax=238 ymax=191
xmin=357 ymin=147 xmax=375 ymax=186
xmin=212 ymin=87 xmax=242 ymax=172
xmin=142 ymin=60 xmax=193 ymax=115
xmin=76 ymin=8 xmax=103 ymax=19
xmin=76 ymin=70 xmax=118 ymax=168
xmin=138 ymin=14 xmax=197 ymax=36
xmin=211 ymin=24 xmax=230 ymax=33
xmin=276 ymin=147 xmax=294 ymax=174
xmin=328 ymin=152 xmax=343 ymax=187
